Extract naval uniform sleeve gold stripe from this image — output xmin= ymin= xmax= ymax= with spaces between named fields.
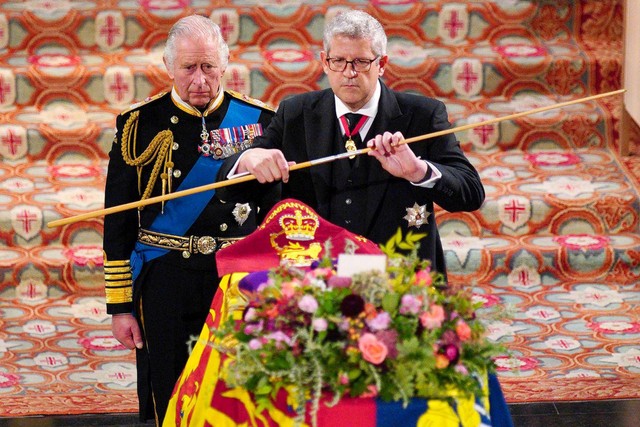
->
xmin=106 ymin=279 xmax=133 ymax=287
xmin=105 ymin=287 xmax=133 ymax=304
xmin=104 ymin=266 xmax=131 ymax=274
xmin=103 ymin=258 xmax=131 ymax=267
xmin=104 ymin=256 xmax=133 ymax=305
xmin=105 ymin=273 xmax=132 ymax=281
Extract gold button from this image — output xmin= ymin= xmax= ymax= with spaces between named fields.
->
xmin=173 ymin=169 xmax=181 ymax=178
xmin=182 ymin=251 xmax=190 ymax=259
xmin=171 ymin=116 xmax=179 ymax=124
xmin=172 ymin=142 xmax=179 ymax=150
xmin=219 ymin=223 xmax=228 ymax=232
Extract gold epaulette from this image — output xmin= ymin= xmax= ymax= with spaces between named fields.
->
xmin=120 ymin=91 xmax=168 ymax=115
xmin=227 ymin=90 xmax=275 ymax=112
xmin=103 ymin=254 xmax=133 ymax=305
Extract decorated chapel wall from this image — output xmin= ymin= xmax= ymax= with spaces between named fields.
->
xmin=624 ymin=0 xmax=640 ymax=124
xmin=0 ymin=1 xmax=625 ymax=164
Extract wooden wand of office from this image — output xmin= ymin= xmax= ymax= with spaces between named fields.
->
xmin=47 ymin=88 xmax=626 ymax=228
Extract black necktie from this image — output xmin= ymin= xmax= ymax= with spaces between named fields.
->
xmin=345 ymin=113 xmax=363 ymax=133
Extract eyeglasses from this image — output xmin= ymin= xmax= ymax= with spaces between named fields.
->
xmin=325 ymin=56 xmax=380 ymax=72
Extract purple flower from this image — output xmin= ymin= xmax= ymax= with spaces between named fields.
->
xmin=244 ymin=320 xmax=263 ymax=335
xmin=298 ymin=294 xmax=318 ymax=313
xmin=248 ymin=338 xmax=262 ymax=350
xmin=265 ymin=331 xmax=292 ymax=346
xmin=327 ymin=275 xmax=352 ymax=288
xmin=366 ymin=312 xmax=391 ymax=331
xmin=338 ymin=319 xmax=350 ymax=331
xmin=455 ymin=364 xmax=469 ymax=375
xmin=441 ymin=330 xmax=458 ymax=345
xmin=399 ymin=294 xmax=422 ymax=315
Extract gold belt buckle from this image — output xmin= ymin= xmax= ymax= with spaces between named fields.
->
xmin=195 ymin=235 xmax=217 ymax=255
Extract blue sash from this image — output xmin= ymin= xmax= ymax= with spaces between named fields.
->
xmin=130 ymin=98 xmax=262 ymax=280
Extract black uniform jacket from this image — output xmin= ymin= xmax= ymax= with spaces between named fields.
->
xmin=103 ymin=90 xmax=277 ymax=314
xmin=220 ymin=82 xmax=484 ymax=276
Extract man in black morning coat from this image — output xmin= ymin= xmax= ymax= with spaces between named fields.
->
xmin=220 ymin=10 xmax=515 ymax=426
xmin=221 ymin=10 xmax=485 ymax=278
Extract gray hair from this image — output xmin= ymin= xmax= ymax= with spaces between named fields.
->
xmin=164 ymin=14 xmax=229 ymax=71
xmin=323 ymin=10 xmax=387 ymax=57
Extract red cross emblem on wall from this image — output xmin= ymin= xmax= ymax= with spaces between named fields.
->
xmin=211 ymin=9 xmax=239 ymax=45
xmin=224 ymin=66 xmax=249 ymax=94
xmin=452 ymin=59 xmax=482 ymax=96
xmin=0 ymin=125 xmax=27 ymax=160
xmin=445 ymin=11 xmax=464 ymax=38
xmin=439 ymin=5 xmax=469 ymax=43
xmin=467 ymin=115 xmax=498 ymax=149
xmin=96 ymin=11 xmax=124 ymax=50
xmin=0 ymin=70 xmax=16 ymax=106
xmin=109 ymin=72 xmax=130 ymax=103
xmin=11 ymin=205 xmax=42 ymax=241
xmin=105 ymin=67 xmax=134 ymax=106
xmin=100 ymin=15 xmax=121 ymax=47
xmin=498 ymin=196 xmax=530 ymax=230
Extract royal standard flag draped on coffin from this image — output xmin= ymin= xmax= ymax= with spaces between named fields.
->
xmin=163 ymin=199 xmax=502 ymax=427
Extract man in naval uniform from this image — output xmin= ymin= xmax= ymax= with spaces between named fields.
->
xmin=102 ymin=15 xmax=277 ymax=426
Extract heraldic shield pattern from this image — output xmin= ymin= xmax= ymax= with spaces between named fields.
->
xmin=0 ymin=0 xmax=639 ymax=418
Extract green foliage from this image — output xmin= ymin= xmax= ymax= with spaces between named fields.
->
xmin=211 ymin=230 xmax=506 ymax=427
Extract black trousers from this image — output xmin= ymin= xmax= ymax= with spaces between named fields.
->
xmin=134 ymin=257 xmax=219 ymax=425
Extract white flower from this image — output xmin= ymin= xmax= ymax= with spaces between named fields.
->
xmin=312 ymin=318 xmax=328 ymax=332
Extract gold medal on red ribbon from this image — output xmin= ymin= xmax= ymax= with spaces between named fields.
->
xmin=340 ymin=114 xmax=368 ymax=160
xmin=345 ymin=138 xmax=357 ymax=158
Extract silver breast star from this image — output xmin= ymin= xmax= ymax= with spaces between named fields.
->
xmin=232 ymin=203 xmax=251 ymax=226
xmin=403 ymin=203 xmax=429 ymax=228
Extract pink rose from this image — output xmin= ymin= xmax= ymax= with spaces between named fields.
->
xmin=415 ymin=268 xmax=432 ymax=286
xmin=375 ymin=330 xmax=399 ymax=359
xmin=281 ymin=280 xmax=300 ymax=298
xmin=360 ymin=384 xmax=378 ymax=398
xmin=339 ymin=373 xmax=349 ymax=385
xmin=420 ymin=304 xmax=445 ymax=329
xmin=456 ymin=320 xmax=472 ymax=341
xmin=311 ymin=267 xmax=334 ymax=279
xmin=358 ymin=333 xmax=388 ymax=365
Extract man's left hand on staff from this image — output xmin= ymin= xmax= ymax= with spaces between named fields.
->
xmin=367 ymin=131 xmax=430 ymax=183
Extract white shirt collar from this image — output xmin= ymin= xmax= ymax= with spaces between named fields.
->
xmin=334 ymin=80 xmax=380 ymax=137
xmin=334 ymin=80 xmax=381 ymax=119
